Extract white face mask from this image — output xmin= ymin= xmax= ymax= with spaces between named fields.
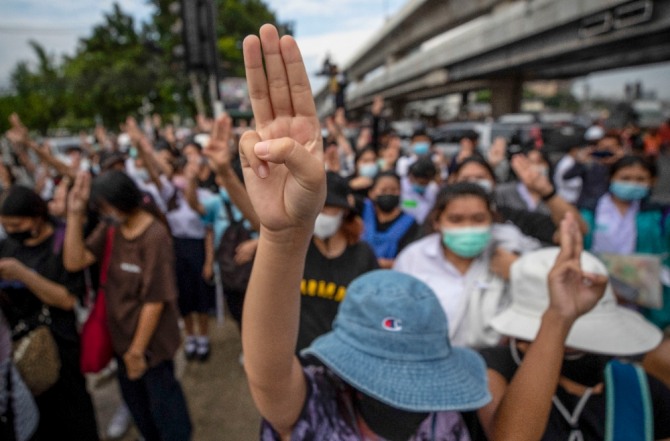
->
xmin=313 ymin=211 xmax=343 ymax=240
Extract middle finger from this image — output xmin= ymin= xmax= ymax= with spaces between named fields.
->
xmin=259 ymin=24 xmax=294 ymax=118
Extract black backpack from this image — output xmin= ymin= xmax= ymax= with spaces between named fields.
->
xmin=215 ymin=199 xmax=254 ymax=293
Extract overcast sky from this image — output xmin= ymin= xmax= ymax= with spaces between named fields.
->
xmin=1 ymin=0 xmax=668 ymax=100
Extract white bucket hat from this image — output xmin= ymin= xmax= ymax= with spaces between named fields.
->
xmin=491 ymin=248 xmax=662 ymax=356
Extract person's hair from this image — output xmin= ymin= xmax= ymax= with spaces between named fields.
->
xmin=424 ymin=182 xmax=497 ymax=234
xmin=340 ymin=210 xmax=364 ymax=246
xmin=609 ymin=155 xmax=657 ymax=181
xmin=355 ymin=146 xmax=376 ymax=164
xmin=409 ymin=157 xmax=437 ymax=180
xmin=461 ymin=130 xmax=479 ymax=142
xmin=517 ymin=148 xmax=554 ymax=181
xmin=182 ymin=139 xmax=203 ymax=152
xmin=411 ymin=129 xmax=431 ymax=142
xmin=90 ymin=170 xmax=170 ymax=228
xmin=371 ymin=171 xmax=401 ymax=189
xmin=452 ymin=156 xmax=496 ymax=182
xmin=0 ymin=185 xmax=49 ymax=220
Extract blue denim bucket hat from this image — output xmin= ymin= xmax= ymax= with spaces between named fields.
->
xmin=302 ymin=270 xmax=491 ymax=412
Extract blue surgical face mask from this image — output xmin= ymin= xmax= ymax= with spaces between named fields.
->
xmin=412 ymin=142 xmax=430 ymax=156
xmin=441 ymin=226 xmax=492 ymax=258
xmin=609 ymin=181 xmax=649 ymax=201
xmin=358 ymin=163 xmax=378 ymax=179
xmin=411 ymin=183 xmax=427 ymax=195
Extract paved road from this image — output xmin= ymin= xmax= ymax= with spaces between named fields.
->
xmin=89 ymin=316 xmax=261 ymax=440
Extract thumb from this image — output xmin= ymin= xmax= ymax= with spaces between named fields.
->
xmin=253 ymin=137 xmax=324 ymax=188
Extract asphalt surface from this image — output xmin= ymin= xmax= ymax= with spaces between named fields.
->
xmin=89 ymin=316 xmax=261 ymax=441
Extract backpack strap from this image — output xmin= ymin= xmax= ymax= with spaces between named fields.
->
xmin=221 ymin=197 xmax=239 ymax=226
xmin=604 ymin=360 xmax=654 ymax=441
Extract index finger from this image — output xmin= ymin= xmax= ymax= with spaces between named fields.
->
xmin=555 ymin=212 xmax=579 ymax=264
xmin=279 ymin=35 xmax=317 ymax=118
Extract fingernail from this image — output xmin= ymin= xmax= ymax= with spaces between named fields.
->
xmin=255 ymin=141 xmax=270 ymax=157
xmin=257 ymin=163 xmax=269 ymax=178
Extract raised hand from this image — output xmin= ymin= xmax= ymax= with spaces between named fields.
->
xmin=371 ymin=95 xmax=384 ymax=117
xmin=125 ymin=117 xmax=146 ymax=150
xmin=511 ymin=154 xmax=553 ymax=197
xmin=547 ymin=212 xmax=608 ymax=323
xmin=239 ymin=24 xmax=325 ymax=234
xmin=203 ymin=113 xmax=233 ymax=173
xmin=67 ymin=171 xmax=91 ymax=216
xmin=6 ymin=113 xmax=29 ymax=145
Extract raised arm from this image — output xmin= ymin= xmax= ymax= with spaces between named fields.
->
xmin=63 ymin=171 xmax=97 ymax=271
xmin=203 ymin=114 xmax=261 ymax=232
xmin=239 ymin=24 xmax=325 ymax=436
xmin=512 ymin=154 xmax=588 ymax=235
xmin=478 ymin=213 xmax=608 ymax=440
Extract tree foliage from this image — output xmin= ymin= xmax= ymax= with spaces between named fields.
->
xmin=0 ymin=0 xmax=280 ymax=134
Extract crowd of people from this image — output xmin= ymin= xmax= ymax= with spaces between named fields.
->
xmin=0 ymin=23 xmax=669 ymax=441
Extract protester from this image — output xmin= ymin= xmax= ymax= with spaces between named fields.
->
xmin=0 ymin=185 xmax=99 ymax=440
xmin=184 ymin=117 xmax=259 ymax=332
xmin=394 ymin=182 xmax=538 ymax=348
xmin=238 ymin=24 xmax=491 ymax=440
xmin=564 ymin=132 xmax=624 ymax=209
xmin=347 ymin=146 xmax=378 ymax=203
xmin=496 ymin=149 xmax=555 ymax=215
xmin=64 ymin=171 xmax=191 ymax=441
xmin=475 ymin=217 xmax=670 ymax=440
xmin=361 ymin=171 xmax=419 ymax=268
xmin=451 ymin=156 xmax=587 ymax=245
xmin=395 ymin=129 xmax=433 ymax=177
xmin=553 ymin=144 xmax=584 ymax=205
xmin=580 ymin=155 xmax=670 ymax=330
xmin=400 ymin=157 xmax=440 ymax=224
xmin=296 ymin=171 xmax=378 ymax=351
xmin=166 ymin=160 xmax=215 ymax=361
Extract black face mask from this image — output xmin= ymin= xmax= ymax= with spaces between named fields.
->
xmin=375 ymin=195 xmax=400 ymax=213
xmin=7 ymin=230 xmax=34 ymax=243
xmin=561 ymin=353 xmax=612 ymax=387
xmin=356 ymin=393 xmax=428 ymax=441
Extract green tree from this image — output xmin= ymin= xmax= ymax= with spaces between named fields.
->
xmin=63 ymin=3 xmax=165 ymax=127
xmin=0 ymin=0 xmax=281 ymax=133
xmin=1 ymin=41 xmax=68 ymax=135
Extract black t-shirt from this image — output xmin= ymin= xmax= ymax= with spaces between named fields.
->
xmin=471 ymin=346 xmax=670 ymax=441
xmin=297 ymin=240 xmax=379 ymax=352
xmin=0 ymin=231 xmax=85 ymax=343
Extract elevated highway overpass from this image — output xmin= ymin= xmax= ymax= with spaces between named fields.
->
xmin=316 ymin=0 xmax=670 ymax=117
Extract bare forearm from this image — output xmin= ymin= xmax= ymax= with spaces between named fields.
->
xmin=17 ymin=267 xmax=76 ymax=310
xmin=546 ymin=196 xmax=587 ymax=234
xmin=128 ymin=302 xmax=164 ymax=355
xmin=204 ymin=228 xmax=214 ymax=267
xmin=63 ymin=213 xmax=95 ymax=271
xmin=488 ymin=311 xmax=572 ymax=440
xmin=242 ymin=228 xmax=310 ymax=425
xmin=184 ymin=178 xmax=205 ymax=215
xmin=216 ymin=165 xmax=260 ymax=231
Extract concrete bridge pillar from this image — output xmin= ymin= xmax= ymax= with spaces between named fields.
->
xmin=490 ymin=77 xmax=523 ymax=117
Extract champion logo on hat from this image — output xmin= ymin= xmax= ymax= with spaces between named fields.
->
xmin=382 ymin=317 xmax=402 ymax=331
